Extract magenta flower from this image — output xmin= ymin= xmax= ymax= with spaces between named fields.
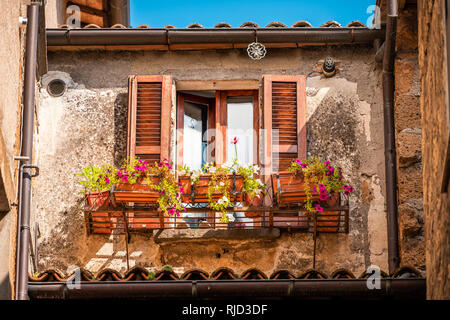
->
xmin=231 ymin=137 xmax=239 ymax=144
xmin=168 ymin=208 xmax=174 ymax=215
xmin=121 ymin=176 xmax=128 ymax=183
xmin=324 ymin=161 xmax=331 ymax=165
xmin=179 ymin=187 xmax=184 ymax=194
xmin=319 ymin=193 xmax=328 ymax=201
xmin=300 ymin=163 xmax=308 ymax=168
xmin=315 ymin=204 xmax=324 ymax=212
xmin=104 ymin=177 xmax=110 ymax=184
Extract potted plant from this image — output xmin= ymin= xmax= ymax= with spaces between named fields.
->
xmin=77 ymin=165 xmax=115 ymax=210
xmin=112 ymin=157 xmax=185 ymax=217
xmin=177 ymin=137 xmax=266 ymax=222
xmin=273 ymin=157 xmax=354 ymax=217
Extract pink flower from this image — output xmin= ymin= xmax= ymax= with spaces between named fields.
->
xmin=324 ymin=161 xmax=331 ymax=165
xmin=319 ymin=193 xmax=328 ymax=201
xmin=300 ymin=163 xmax=308 ymax=168
xmin=104 ymin=177 xmax=110 ymax=184
xmin=176 ymin=182 xmax=182 ymax=186
xmin=168 ymin=208 xmax=174 ymax=215
xmin=231 ymin=137 xmax=239 ymax=144
xmin=179 ymin=187 xmax=184 ymax=194
xmin=121 ymin=176 xmax=128 ymax=183
xmin=315 ymin=204 xmax=324 ymax=212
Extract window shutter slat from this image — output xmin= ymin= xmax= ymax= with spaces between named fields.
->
xmin=127 ymin=75 xmax=172 ymax=164
xmin=263 ymin=75 xmax=306 ymax=175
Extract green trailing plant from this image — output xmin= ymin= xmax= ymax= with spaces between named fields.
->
xmin=287 ymin=157 xmax=354 ymax=214
xmin=162 ymin=265 xmax=173 ymax=272
xmin=147 ymin=272 xmax=155 ymax=280
xmin=77 ymin=157 xmax=185 ymax=217
xmin=77 ymin=165 xmax=114 ymax=193
xmin=145 ymin=158 xmax=185 ymax=217
xmin=177 ymin=137 xmax=266 ymax=223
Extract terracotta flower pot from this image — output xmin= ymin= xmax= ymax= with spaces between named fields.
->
xmin=85 ymin=191 xmax=110 ymax=210
xmin=243 ymin=193 xmax=263 ymax=218
xmin=271 ymin=172 xmax=320 ymax=206
xmin=179 ymin=174 xmax=244 ymax=204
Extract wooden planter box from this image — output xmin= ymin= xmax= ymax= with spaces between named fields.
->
xmin=112 ymin=176 xmax=160 ymax=204
xmin=316 ymin=193 xmax=341 ymax=232
xmin=271 ymin=172 xmax=320 ymax=206
xmin=179 ymin=174 xmax=244 ymax=204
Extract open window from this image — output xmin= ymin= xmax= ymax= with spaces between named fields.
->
xmin=177 ymin=90 xmax=259 ymax=168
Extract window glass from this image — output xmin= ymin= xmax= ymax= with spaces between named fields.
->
xmin=183 ymin=102 xmax=204 ymax=170
xmin=226 ymin=97 xmax=254 ymax=165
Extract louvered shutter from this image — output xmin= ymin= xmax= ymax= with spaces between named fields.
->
xmin=263 ymin=75 xmax=306 ymax=175
xmin=127 ymin=75 xmax=172 ymax=163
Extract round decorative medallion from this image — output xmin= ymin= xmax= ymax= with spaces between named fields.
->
xmin=247 ymin=42 xmax=266 ymax=60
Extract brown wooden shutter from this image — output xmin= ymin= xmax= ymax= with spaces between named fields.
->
xmin=127 ymin=75 xmax=172 ymax=163
xmin=263 ymin=75 xmax=306 ymax=175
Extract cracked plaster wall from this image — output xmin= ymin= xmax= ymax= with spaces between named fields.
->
xmin=32 ymin=47 xmax=393 ymax=277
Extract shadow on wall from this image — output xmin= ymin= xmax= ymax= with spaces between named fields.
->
xmin=0 ymin=271 xmax=11 ymax=300
xmin=114 ymin=92 xmax=128 ymax=166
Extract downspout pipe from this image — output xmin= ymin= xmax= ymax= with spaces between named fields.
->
xmin=15 ymin=2 xmax=40 ymax=300
xmin=382 ymin=0 xmax=400 ymax=273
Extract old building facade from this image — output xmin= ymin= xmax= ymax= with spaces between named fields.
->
xmin=1 ymin=0 xmax=449 ymax=300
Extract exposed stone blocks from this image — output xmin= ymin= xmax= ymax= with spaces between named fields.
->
xmin=418 ymin=0 xmax=450 ymax=300
xmin=394 ymin=6 xmax=425 ymax=272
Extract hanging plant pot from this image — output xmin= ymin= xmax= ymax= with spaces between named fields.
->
xmin=113 ymin=175 xmax=160 ymax=204
xmin=271 ymin=172 xmax=320 ymax=206
xmin=179 ymin=174 xmax=244 ymax=204
xmin=315 ymin=193 xmax=341 ymax=232
xmin=85 ymin=191 xmax=111 ymax=210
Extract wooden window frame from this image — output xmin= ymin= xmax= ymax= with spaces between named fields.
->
xmin=176 ymin=90 xmax=259 ymax=168
xmin=176 ymin=93 xmax=215 ymax=167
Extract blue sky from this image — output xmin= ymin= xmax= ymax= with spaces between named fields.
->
xmin=130 ymin=0 xmax=376 ymax=28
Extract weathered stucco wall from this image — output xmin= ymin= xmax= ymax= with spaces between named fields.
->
xmin=34 ymin=46 xmax=392 ymax=277
xmin=0 ymin=0 xmax=27 ymax=300
xmin=418 ymin=0 xmax=450 ymax=300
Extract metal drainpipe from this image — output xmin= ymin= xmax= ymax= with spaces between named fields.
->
xmin=15 ymin=2 xmax=40 ymax=300
xmin=382 ymin=0 xmax=400 ymax=273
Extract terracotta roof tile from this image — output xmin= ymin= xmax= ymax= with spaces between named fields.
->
xmin=320 ymin=20 xmax=342 ymax=28
xmin=240 ymin=21 xmax=260 ymax=28
xmin=30 ymin=266 xmax=422 ymax=282
xmin=330 ymin=268 xmax=356 ymax=279
xmin=56 ymin=20 xmax=369 ymax=30
xmin=186 ymin=23 xmax=204 ymax=29
xmin=269 ymin=270 xmax=296 ymax=279
xmin=297 ymin=269 xmax=328 ymax=279
xmin=265 ymin=21 xmax=287 ymax=28
xmin=240 ymin=268 xmax=268 ymax=280
xmin=214 ymin=22 xmax=232 ymax=28
xmin=292 ymin=20 xmax=313 ymax=28
xmin=347 ymin=21 xmax=367 ymax=27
